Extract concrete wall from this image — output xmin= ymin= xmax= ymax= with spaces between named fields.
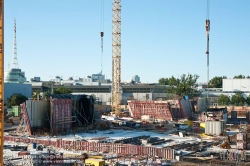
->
xmin=26 ymin=100 xmax=50 ymax=127
xmin=4 ymin=83 xmax=32 ymax=104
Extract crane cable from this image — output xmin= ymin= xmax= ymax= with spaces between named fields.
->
xmin=206 ymin=0 xmax=210 ymax=20
xmin=100 ymin=0 xmax=104 ymax=72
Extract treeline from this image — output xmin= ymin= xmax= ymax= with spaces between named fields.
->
xmin=159 ymin=74 xmax=250 ymax=89
xmin=158 ymin=74 xmax=201 ymax=99
xmin=218 ymin=93 xmax=250 ymax=106
xmin=6 ymin=86 xmax=72 ymax=108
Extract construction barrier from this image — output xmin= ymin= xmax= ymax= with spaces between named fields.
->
xmin=4 ymin=135 xmax=175 ymax=160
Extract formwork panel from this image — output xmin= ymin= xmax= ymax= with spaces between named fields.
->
xmin=128 ymin=101 xmax=173 ymax=120
xmin=50 ymin=99 xmax=73 ymax=135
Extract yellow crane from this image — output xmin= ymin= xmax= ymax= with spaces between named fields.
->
xmin=0 ymin=0 xmax=4 ymax=164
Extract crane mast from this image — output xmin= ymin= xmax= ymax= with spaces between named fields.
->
xmin=205 ymin=0 xmax=210 ymax=109
xmin=0 ymin=0 xmax=4 ymax=164
xmin=112 ymin=0 xmax=121 ymax=115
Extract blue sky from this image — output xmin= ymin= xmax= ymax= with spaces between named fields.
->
xmin=4 ymin=0 xmax=250 ymax=83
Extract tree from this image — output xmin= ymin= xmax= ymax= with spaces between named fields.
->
xmin=167 ymin=74 xmax=200 ymax=98
xmin=234 ymin=75 xmax=245 ymax=79
xmin=209 ymin=76 xmax=227 ymax=88
xmin=53 ymin=87 xmax=72 ymax=94
xmin=245 ymin=95 xmax=250 ymax=106
xmin=231 ymin=93 xmax=245 ymax=106
xmin=7 ymin=94 xmax=28 ymax=108
xmin=158 ymin=78 xmax=169 ymax=85
xmin=218 ymin=94 xmax=230 ymax=106
xmin=91 ymin=94 xmax=96 ymax=100
xmin=32 ymin=91 xmax=41 ymax=99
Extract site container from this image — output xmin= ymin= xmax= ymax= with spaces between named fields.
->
xmin=85 ymin=159 xmax=105 ymax=166
xmin=205 ymin=120 xmax=225 ymax=135
xmin=12 ymin=106 xmax=21 ymax=117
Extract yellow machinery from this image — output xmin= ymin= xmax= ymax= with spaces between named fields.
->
xmin=85 ymin=159 xmax=105 ymax=166
xmin=0 ymin=0 xmax=4 ymax=165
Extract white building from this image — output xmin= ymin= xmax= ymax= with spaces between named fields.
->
xmin=223 ymin=79 xmax=250 ymax=98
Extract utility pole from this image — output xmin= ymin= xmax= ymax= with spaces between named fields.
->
xmin=112 ymin=0 xmax=121 ymax=115
xmin=206 ymin=0 xmax=210 ymax=109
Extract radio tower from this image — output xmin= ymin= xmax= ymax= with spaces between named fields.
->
xmin=112 ymin=0 xmax=121 ymax=115
xmin=11 ymin=18 xmax=19 ymax=69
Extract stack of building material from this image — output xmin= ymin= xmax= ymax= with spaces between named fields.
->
xmin=220 ymin=142 xmax=231 ymax=149
xmin=205 ymin=120 xmax=226 ymax=135
xmin=193 ymin=121 xmax=200 ymax=133
xmin=236 ymin=132 xmax=247 ymax=150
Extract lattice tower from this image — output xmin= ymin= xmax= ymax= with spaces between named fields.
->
xmin=112 ymin=0 xmax=121 ymax=115
xmin=11 ymin=18 xmax=19 ymax=69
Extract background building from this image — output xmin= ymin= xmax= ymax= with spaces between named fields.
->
xmin=4 ymin=83 xmax=32 ymax=104
xmin=132 ymin=75 xmax=140 ymax=83
xmin=223 ymin=79 xmax=250 ymax=98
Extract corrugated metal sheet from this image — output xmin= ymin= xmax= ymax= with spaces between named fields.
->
xmin=205 ymin=121 xmax=225 ymax=135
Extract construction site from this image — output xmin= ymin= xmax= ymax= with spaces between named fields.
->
xmin=1 ymin=0 xmax=250 ymax=166
xmin=3 ymin=95 xmax=250 ymax=165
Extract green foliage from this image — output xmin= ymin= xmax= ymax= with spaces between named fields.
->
xmin=43 ymin=91 xmax=52 ymax=100
xmin=245 ymin=95 xmax=250 ymax=105
xmin=7 ymin=94 xmax=28 ymax=108
xmin=166 ymin=74 xmax=200 ymax=99
xmin=91 ymin=94 xmax=96 ymax=100
xmin=53 ymin=87 xmax=72 ymax=94
xmin=32 ymin=91 xmax=41 ymax=98
xmin=231 ymin=93 xmax=245 ymax=106
xmin=234 ymin=75 xmax=245 ymax=79
xmin=158 ymin=78 xmax=169 ymax=85
xmin=209 ymin=76 xmax=227 ymax=88
xmin=218 ymin=94 xmax=230 ymax=106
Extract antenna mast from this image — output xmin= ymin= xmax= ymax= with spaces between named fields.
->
xmin=112 ymin=0 xmax=121 ymax=115
xmin=11 ymin=18 xmax=19 ymax=69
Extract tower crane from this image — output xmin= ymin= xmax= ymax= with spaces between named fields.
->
xmin=0 ymin=0 xmax=4 ymax=164
xmin=112 ymin=0 xmax=121 ymax=115
xmin=206 ymin=0 xmax=210 ymax=109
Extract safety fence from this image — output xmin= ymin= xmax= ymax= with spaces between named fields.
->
xmin=4 ymin=136 xmax=175 ymax=160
